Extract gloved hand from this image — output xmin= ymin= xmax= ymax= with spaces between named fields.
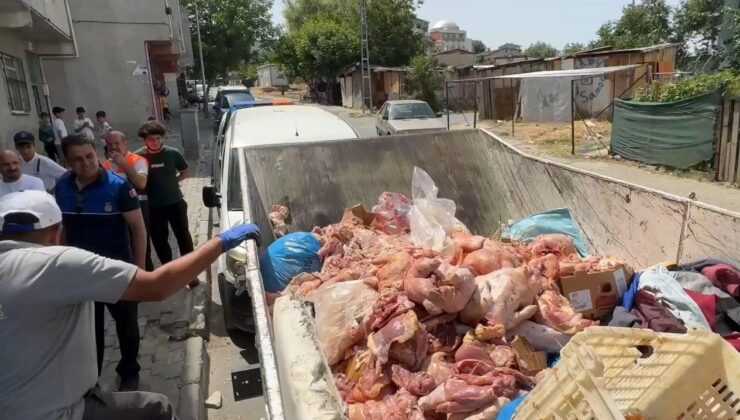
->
xmin=218 ymin=223 xmax=261 ymax=251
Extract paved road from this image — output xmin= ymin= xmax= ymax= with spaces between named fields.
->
xmin=314 ymin=104 xmax=477 ymax=138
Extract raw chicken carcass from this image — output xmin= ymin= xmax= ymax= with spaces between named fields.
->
xmin=364 ymin=292 xmax=416 ymax=332
xmin=528 ymin=254 xmax=560 ymax=291
xmin=461 ymin=246 xmax=521 ymax=277
xmin=454 ymin=343 xmax=493 ymax=365
xmin=459 ymin=268 xmax=540 ymax=335
xmin=390 ymin=364 xmax=436 ymax=396
xmin=421 ymin=352 xmax=455 ymax=386
xmin=417 ymin=378 xmax=498 ymax=414
xmin=530 ymin=234 xmax=578 ymax=259
xmin=348 ymin=388 xmax=424 ymax=420
xmin=447 ymin=397 xmax=511 ymax=420
xmin=375 ymin=251 xmax=413 ymax=291
xmin=367 ymin=311 xmax=428 ymax=370
xmin=268 ymin=204 xmax=290 ymax=237
xmin=346 ymin=363 xmax=393 ymax=403
xmin=489 ymin=345 xmax=517 ymax=368
xmin=534 ymin=290 xmax=595 ymax=334
xmin=424 ymin=314 xmax=461 ymax=354
xmin=404 ymin=261 xmax=476 ymax=315
xmin=506 ymin=320 xmax=572 ymax=353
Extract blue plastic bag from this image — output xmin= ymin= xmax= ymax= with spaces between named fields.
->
xmin=259 ymin=232 xmax=321 ymax=293
xmin=503 ymin=208 xmax=589 ymax=256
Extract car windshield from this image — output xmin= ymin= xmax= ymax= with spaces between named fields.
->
xmin=223 ymin=91 xmax=255 ymax=106
xmin=389 ymin=103 xmax=435 ymax=120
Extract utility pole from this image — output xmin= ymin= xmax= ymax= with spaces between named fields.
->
xmin=195 ymin=4 xmax=209 ymax=118
xmin=359 ymin=0 xmax=372 ymax=113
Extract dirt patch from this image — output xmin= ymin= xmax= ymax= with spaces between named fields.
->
xmin=481 ymin=119 xmax=612 ymax=157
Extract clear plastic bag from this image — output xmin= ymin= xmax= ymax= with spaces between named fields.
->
xmin=372 ymin=192 xmax=412 ymax=235
xmin=409 ymin=167 xmax=468 ymax=251
xmin=309 ymin=280 xmax=380 ymax=365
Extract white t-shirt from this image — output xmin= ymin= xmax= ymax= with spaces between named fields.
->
xmin=0 ymin=241 xmax=136 ymax=420
xmin=53 ymin=118 xmax=67 ymax=145
xmin=20 ymin=154 xmax=67 ymax=190
xmin=99 ymin=121 xmax=113 ymax=144
xmin=0 ymin=174 xmax=45 ymax=198
xmin=74 ymin=117 xmax=95 ymax=141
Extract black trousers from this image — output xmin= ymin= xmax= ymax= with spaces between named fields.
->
xmin=95 ymin=301 xmax=140 ymax=379
xmin=82 ymin=387 xmax=178 ymax=420
xmin=149 ymin=199 xmax=193 ymax=264
xmin=43 ymin=142 xmax=59 ymax=162
xmin=140 ymin=199 xmax=154 ymax=271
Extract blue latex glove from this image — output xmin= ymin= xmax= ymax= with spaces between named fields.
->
xmin=218 ymin=223 xmax=261 ymax=251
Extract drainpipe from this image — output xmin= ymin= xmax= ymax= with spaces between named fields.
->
xmin=163 ymin=0 xmax=174 ymax=40
xmin=174 ymin=0 xmax=186 ymax=54
xmin=38 ymin=0 xmax=79 ymax=115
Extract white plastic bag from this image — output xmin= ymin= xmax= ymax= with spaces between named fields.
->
xmin=309 ymin=280 xmax=380 ymax=365
xmin=409 ymin=167 xmax=468 ymax=251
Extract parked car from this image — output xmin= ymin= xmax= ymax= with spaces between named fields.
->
xmin=375 ymin=100 xmax=445 ymax=135
xmin=212 ymin=86 xmax=255 ymax=134
xmin=203 ymin=102 xmax=359 ymax=332
xmin=207 ymin=86 xmax=220 ymax=109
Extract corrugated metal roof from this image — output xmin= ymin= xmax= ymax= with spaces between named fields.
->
xmin=494 ymin=64 xmax=641 ymax=79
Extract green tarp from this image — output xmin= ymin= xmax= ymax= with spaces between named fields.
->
xmin=610 ymin=90 xmax=720 ymax=169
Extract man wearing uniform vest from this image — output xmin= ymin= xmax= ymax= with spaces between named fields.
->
xmin=13 ymin=130 xmax=67 ymax=191
xmin=0 ymin=190 xmax=261 ymax=419
xmin=55 ymin=133 xmax=148 ymax=391
xmin=102 ymin=131 xmax=153 ymax=270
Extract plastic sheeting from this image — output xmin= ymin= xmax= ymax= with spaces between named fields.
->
xmin=519 ymin=77 xmax=573 ymax=122
xmin=610 ymin=90 xmax=720 ymax=169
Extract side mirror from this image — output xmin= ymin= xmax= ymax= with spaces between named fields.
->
xmin=435 ymin=112 xmax=443 ymax=118
xmin=202 ymin=185 xmax=221 ymax=208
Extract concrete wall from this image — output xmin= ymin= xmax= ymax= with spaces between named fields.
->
xmin=43 ymin=0 xmax=186 ymax=138
xmin=26 ymin=0 xmax=72 ymax=37
xmin=0 ymin=30 xmax=44 ymax=149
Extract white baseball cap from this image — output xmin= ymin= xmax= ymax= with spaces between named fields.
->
xmin=0 ymin=190 xmax=62 ymax=233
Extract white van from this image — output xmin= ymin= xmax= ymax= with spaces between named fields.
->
xmin=203 ymin=102 xmax=358 ymax=331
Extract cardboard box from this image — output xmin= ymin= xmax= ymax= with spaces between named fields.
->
xmin=511 ymin=336 xmax=548 ymax=375
xmin=559 ymin=264 xmax=633 ymax=320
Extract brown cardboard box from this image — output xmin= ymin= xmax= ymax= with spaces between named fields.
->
xmin=511 ymin=336 xmax=548 ymax=376
xmin=559 ymin=264 xmax=634 ymax=320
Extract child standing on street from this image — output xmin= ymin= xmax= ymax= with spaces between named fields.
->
xmin=73 ymin=107 xmax=95 ymax=142
xmin=38 ymin=112 xmax=57 ymax=162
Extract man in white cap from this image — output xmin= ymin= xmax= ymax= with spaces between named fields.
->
xmin=13 ymin=131 xmax=67 ymax=191
xmin=0 ymin=190 xmax=261 ymax=419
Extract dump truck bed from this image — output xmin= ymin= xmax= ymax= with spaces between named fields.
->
xmin=238 ymin=129 xmax=740 ymax=418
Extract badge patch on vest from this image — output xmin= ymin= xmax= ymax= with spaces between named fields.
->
xmin=104 ymin=202 xmax=113 ymax=213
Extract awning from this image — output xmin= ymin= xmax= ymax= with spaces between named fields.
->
xmin=495 ymin=64 xmax=640 ymax=79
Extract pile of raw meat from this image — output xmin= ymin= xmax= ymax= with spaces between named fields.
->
xmin=279 ymin=195 xmax=625 ymax=420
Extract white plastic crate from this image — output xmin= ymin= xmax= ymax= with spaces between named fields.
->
xmin=515 ymin=327 xmax=740 ymax=420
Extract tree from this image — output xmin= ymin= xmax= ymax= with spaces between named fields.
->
xmin=272 ymin=16 xmax=358 ymax=87
xmin=562 ymin=42 xmax=587 ymax=54
xmin=282 ymin=0 xmax=423 ymax=67
xmin=524 ymin=41 xmax=559 ymax=58
xmin=186 ymin=0 xmax=276 ymax=82
xmin=404 ymin=55 xmax=442 ymax=111
xmin=472 ymin=39 xmax=487 ymax=54
xmin=592 ymin=0 xmax=672 ymax=49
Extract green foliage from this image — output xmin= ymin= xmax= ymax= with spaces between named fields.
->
xmin=404 ymin=55 xmax=442 ymax=111
xmin=562 ymin=42 xmax=586 ymax=54
xmin=272 ymin=16 xmax=358 ymax=86
xmin=185 ymin=0 xmax=276 ymax=82
xmin=633 ymin=70 xmax=740 ymax=102
xmin=282 ymin=0 xmax=423 ymax=68
xmin=472 ymin=40 xmax=487 ymax=54
xmin=524 ymin=41 xmax=559 ymax=58
xmin=592 ymin=0 xmax=672 ymax=49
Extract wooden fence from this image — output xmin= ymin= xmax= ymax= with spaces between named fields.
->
xmin=717 ymin=97 xmax=740 ymax=182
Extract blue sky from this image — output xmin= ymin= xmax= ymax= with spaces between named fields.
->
xmin=271 ymin=0 xmax=683 ymax=50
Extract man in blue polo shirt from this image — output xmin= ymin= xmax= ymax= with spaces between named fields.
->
xmin=55 ymin=133 xmax=147 ymax=391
